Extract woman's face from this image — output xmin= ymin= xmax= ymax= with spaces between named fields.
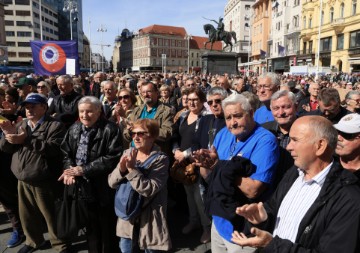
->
xmin=187 ymin=92 xmax=203 ymax=114
xmin=131 ymin=126 xmax=155 ymax=151
xmin=118 ymin=91 xmax=132 ymax=109
xmin=36 ymin=83 xmax=49 ymax=96
xmin=181 ymin=95 xmax=188 ymax=108
xmin=160 ymin=90 xmax=170 ymax=99
xmin=78 ymin=103 xmax=101 ymax=128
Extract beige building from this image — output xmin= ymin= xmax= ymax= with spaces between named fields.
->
xmin=299 ymin=0 xmax=360 ymax=73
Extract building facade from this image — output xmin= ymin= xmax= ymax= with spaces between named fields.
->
xmin=0 ymin=1 xmax=7 ymax=66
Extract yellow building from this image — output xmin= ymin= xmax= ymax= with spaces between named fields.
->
xmin=299 ymin=0 xmax=360 ymax=73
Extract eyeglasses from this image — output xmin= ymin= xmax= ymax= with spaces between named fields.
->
xmin=37 ymin=85 xmax=46 ymax=89
xmin=256 ymin=85 xmax=273 ymax=90
xmin=118 ymin=95 xmax=130 ymax=100
xmin=207 ymin=99 xmax=222 ymax=106
xmin=130 ymin=131 xmax=148 ymax=138
xmin=338 ymin=131 xmax=360 ymax=140
xmin=188 ymin=98 xmax=199 ymax=103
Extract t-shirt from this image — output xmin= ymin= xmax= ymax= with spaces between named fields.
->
xmin=212 ymin=124 xmax=279 ymax=242
xmin=254 ymin=105 xmax=274 ymax=124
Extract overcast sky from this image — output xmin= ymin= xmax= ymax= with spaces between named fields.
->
xmin=83 ymin=0 xmax=228 ymax=61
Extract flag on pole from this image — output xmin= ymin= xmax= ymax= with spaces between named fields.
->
xmin=278 ymin=44 xmax=285 ymax=56
xmin=30 ymin=41 xmax=80 ymax=76
xmin=260 ymin=49 xmax=267 ymax=59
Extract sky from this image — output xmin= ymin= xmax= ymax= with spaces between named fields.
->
xmin=82 ymin=0 xmax=228 ymax=61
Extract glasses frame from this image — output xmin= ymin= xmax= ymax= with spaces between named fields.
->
xmin=207 ymin=99 xmax=222 ymax=106
xmin=130 ymin=131 xmax=149 ymax=138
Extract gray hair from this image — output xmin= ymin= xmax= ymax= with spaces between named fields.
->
xmin=57 ymin=74 xmax=73 ymax=85
xmin=222 ymin=93 xmax=252 ymax=114
xmin=306 ymin=116 xmax=338 ymax=151
xmin=242 ymin=91 xmax=260 ymax=112
xmin=103 ymin=80 xmax=117 ymax=90
xmin=78 ymin=96 xmax=102 ymax=112
xmin=206 ymin=86 xmax=228 ymax=100
xmin=345 ymin=90 xmax=360 ymax=101
xmin=258 ymin=72 xmax=281 ymax=88
xmin=37 ymin=81 xmax=51 ymax=91
xmin=271 ymin=90 xmax=297 ymax=105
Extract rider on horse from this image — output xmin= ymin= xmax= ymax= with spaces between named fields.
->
xmin=211 ymin=17 xmax=224 ymax=41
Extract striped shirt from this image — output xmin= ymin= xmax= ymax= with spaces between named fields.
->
xmin=272 ymin=162 xmax=333 ymax=242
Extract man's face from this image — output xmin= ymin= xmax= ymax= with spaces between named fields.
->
xmin=257 ymin=77 xmax=277 ymax=102
xmin=207 ymin=94 xmax=224 ymax=117
xmin=336 ymin=131 xmax=360 ymax=158
xmin=185 ymin=80 xmax=196 ymax=88
xmin=286 ymin=120 xmax=317 ymax=169
xmin=309 ymin=83 xmax=320 ymax=98
xmin=224 ymin=103 xmax=254 ymax=140
xmin=78 ymin=103 xmax=101 ymax=128
xmin=24 ymin=103 xmax=47 ymax=122
xmin=57 ymin=79 xmax=73 ymax=95
xmin=103 ymin=83 xmax=117 ymax=100
xmin=94 ymin=74 xmax=102 ymax=83
xmin=347 ymin=94 xmax=360 ymax=112
xmin=141 ymin=84 xmax=158 ymax=106
xmin=271 ymin=96 xmax=297 ymax=127
xmin=235 ymin=79 xmax=245 ymax=93
xmin=319 ymin=100 xmax=340 ymax=120
xmin=218 ymin=77 xmax=229 ymax=90
xmin=17 ymin=85 xmax=32 ymax=98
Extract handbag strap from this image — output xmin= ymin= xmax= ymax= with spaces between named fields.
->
xmin=137 ymin=152 xmax=162 ymax=170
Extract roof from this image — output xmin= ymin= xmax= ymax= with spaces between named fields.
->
xmin=139 ymin=24 xmax=187 ymax=37
xmin=190 ymin=36 xmax=222 ymax=51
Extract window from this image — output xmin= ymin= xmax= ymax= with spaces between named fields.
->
xmin=6 ymin=42 xmax=16 ymax=46
xmin=6 ymin=31 xmax=15 ymax=36
xmin=4 ymin=0 xmax=13 ymax=4
xmin=309 ymin=41 xmax=313 ymax=54
xmin=8 ymin=52 xmax=16 ymax=57
xmin=18 ymin=42 xmax=30 ymax=47
xmin=352 ymin=0 xmax=357 ymax=15
xmin=321 ymin=11 xmax=324 ymax=25
xmin=303 ymin=17 xmax=306 ymax=29
xmin=293 ymin=15 xmax=299 ymax=27
xmin=17 ymin=31 xmax=32 ymax=37
xmin=320 ymin=37 xmax=332 ymax=51
xmin=16 ymin=10 xmax=31 ymax=16
xmin=340 ymin=3 xmax=345 ymax=18
xmin=330 ymin=8 xmax=334 ymax=22
xmin=18 ymin=52 xmax=33 ymax=57
xmin=350 ymin=30 xmax=360 ymax=48
xmin=5 ymin=10 xmax=13 ymax=15
xmin=15 ymin=0 xmax=30 ymax=5
xmin=337 ymin=34 xmax=344 ymax=50
xmin=308 ymin=17 xmax=312 ymax=28
xmin=16 ymin=21 xmax=32 ymax=27
xmin=5 ymin=20 xmax=14 ymax=26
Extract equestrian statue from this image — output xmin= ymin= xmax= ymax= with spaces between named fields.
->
xmin=203 ymin=17 xmax=237 ymax=52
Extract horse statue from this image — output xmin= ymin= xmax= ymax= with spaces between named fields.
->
xmin=203 ymin=23 xmax=237 ymax=52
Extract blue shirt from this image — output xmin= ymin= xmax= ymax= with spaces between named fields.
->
xmin=254 ymin=105 xmax=274 ymax=124
xmin=212 ymin=124 xmax=279 ymax=242
xmin=139 ymin=105 xmax=157 ymax=119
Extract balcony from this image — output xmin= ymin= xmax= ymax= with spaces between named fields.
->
xmin=285 ymin=26 xmax=301 ymax=36
xmin=331 ymin=18 xmax=346 ymax=33
xmin=297 ymin=49 xmax=314 ymax=55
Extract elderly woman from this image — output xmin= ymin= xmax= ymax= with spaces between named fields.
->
xmin=159 ymin=84 xmax=177 ymax=113
xmin=59 ymin=96 xmax=123 ymax=253
xmin=344 ymin=90 xmax=360 ymax=113
xmin=36 ymin=81 xmax=55 ymax=113
xmin=108 ymin=119 xmax=171 ymax=253
xmin=172 ymin=87 xmax=211 ymax=244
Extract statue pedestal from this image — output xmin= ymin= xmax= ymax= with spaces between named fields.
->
xmin=201 ymin=51 xmax=239 ymax=75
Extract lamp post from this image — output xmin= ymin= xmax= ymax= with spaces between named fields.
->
xmin=315 ymin=0 xmax=323 ymax=80
xmin=185 ymin=34 xmax=192 ymax=74
xmin=97 ymin=25 xmax=107 ymax=72
xmin=245 ymin=22 xmax=251 ymax=77
xmin=63 ymin=0 xmax=78 ymax=40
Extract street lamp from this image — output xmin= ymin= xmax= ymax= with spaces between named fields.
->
xmin=63 ymin=0 xmax=78 ymax=40
xmin=315 ymin=0 xmax=324 ymax=80
xmin=97 ymin=24 xmax=108 ymax=72
xmin=245 ymin=22 xmax=251 ymax=77
xmin=184 ymin=34 xmax=192 ymax=74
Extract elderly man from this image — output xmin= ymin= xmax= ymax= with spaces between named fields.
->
xmin=195 ymin=94 xmax=279 ymax=253
xmin=298 ymin=82 xmax=320 ymax=116
xmin=0 ymin=93 xmax=69 ymax=253
xmin=306 ymin=88 xmax=350 ymax=123
xmin=218 ymin=76 xmax=235 ymax=95
xmin=233 ymin=116 xmax=360 ymax=253
xmin=88 ymin=71 xmax=104 ymax=98
xmin=334 ymin=113 xmax=360 ymax=178
xmin=254 ymin=73 xmax=280 ymax=124
xmin=124 ymin=81 xmax=173 ymax=153
xmin=102 ymin=81 xmax=118 ymax=119
xmin=49 ymin=75 xmax=82 ymax=128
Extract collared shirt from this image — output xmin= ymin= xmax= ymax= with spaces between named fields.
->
xmin=276 ymin=129 xmax=290 ymax=149
xmin=272 ymin=161 xmax=333 ymax=242
xmin=309 ymin=99 xmax=318 ymax=111
xmin=140 ymin=105 xmax=157 ymax=119
xmin=27 ymin=116 xmax=45 ymax=132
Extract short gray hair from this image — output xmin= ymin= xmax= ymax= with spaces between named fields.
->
xmin=306 ymin=116 xmax=338 ymax=151
xmin=345 ymin=90 xmax=360 ymax=101
xmin=57 ymin=74 xmax=73 ymax=85
xmin=103 ymin=80 xmax=117 ymax=90
xmin=258 ymin=72 xmax=281 ymax=88
xmin=222 ymin=94 xmax=252 ymax=114
xmin=206 ymin=86 xmax=228 ymax=100
xmin=271 ymin=90 xmax=297 ymax=105
xmin=78 ymin=96 xmax=102 ymax=112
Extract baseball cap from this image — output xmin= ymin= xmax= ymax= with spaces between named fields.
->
xmin=15 ymin=77 xmax=36 ymax=88
xmin=21 ymin=93 xmax=48 ymax=106
xmin=333 ymin=113 xmax=360 ymax=134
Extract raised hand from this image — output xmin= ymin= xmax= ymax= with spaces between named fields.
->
xmin=4 ymin=126 xmax=27 ymax=144
xmin=235 ymin=202 xmax=268 ymax=224
xmin=231 ymin=227 xmax=272 ymax=248
xmin=0 ymin=120 xmax=17 ymax=135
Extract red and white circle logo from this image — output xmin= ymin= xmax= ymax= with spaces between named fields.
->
xmin=39 ymin=43 xmax=66 ymax=72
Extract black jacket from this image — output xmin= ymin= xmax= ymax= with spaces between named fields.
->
xmin=259 ymin=162 xmax=360 ymax=253
xmin=305 ymin=106 xmax=350 ymax=124
xmin=61 ymin=119 xmax=123 ymax=206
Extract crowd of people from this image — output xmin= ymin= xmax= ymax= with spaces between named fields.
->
xmin=0 ymin=70 xmax=359 ymax=253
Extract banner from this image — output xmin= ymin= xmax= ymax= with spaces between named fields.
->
xmin=278 ymin=44 xmax=285 ymax=57
xmin=30 ymin=41 xmax=80 ymax=76
xmin=260 ymin=49 xmax=267 ymax=59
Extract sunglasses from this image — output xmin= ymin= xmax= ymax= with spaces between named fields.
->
xmin=207 ymin=99 xmax=222 ymax=106
xmin=338 ymin=131 xmax=359 ymax=140
xmin=118 ymin=95 xmax=130 ymax=100
xmin=37 ymin=85 xmax=46 ymax=89
xmin=130 ymin=131 xmax=148 ymax=138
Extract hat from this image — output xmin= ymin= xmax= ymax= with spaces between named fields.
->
xmin=15 ymin=77 xmax=36 ymax=88
xmin=333 ymin=114 xmax=360 ymax=134
xmin=300 ymin=79 xmax=306 ymax=84
xmin=21 ymin=93 xmax=48 ymax=105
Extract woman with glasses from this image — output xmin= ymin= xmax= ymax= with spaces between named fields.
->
xmin=108 ymin=119 xmax=171 ymax=253
xmin=36 ymin=81 xmax=55 ymax=113
xmin=344 ymin=90 xmax=360 ymax=113
xmin=172 ymin=87 xmax=211 ymax=244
